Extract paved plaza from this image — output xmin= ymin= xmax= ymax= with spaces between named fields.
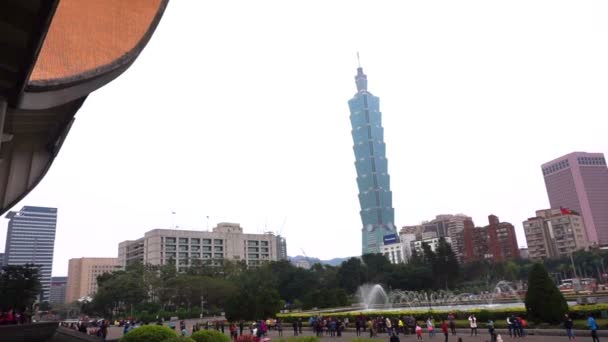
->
xmin=105 ymin=322 xmax=604 ymax=341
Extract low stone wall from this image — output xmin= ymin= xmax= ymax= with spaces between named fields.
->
xmin=0 ymin=322 xmax=58 ymax=342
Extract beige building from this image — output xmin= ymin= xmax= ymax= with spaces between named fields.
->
xmin=523 ymin=209 xmax=588 ymax=260
xmin=65 ymin=257 xmax=120 ymax=303
xmin=118 ymin=223 xmax=288 ymax=271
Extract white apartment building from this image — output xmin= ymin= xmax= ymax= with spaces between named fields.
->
xmin=118 ymin=223 xmax=287 ymax=270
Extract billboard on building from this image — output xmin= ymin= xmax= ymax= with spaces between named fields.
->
xmin=383 ymin=234 xmax=398 ymax=245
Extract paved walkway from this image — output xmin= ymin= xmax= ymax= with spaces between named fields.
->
xmin=106 ymin=324 xmax=606 ymax=341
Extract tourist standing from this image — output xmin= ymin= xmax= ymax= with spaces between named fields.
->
xmin=292 ymin=320 xmax=298 ymax=336
xmin=468 ymin=314 xmax=477 ymax=336
xmin=387 ymin=317 xmax=394 ymax=337
xmin=589 ymin=313 xmax=600 ymax=342
xmin=356 ymin=317 xmax=362 ymax=336
xmin=506 ymin=315 xmax=513 ymax=337
xmin=487 ymin=320 xmax=496 ymax=342
xmin=367 ymin=319 xmax=374 ymax=338
xmin=427 ymin=317 xmax=435 ymax=338
xmin=448 ymin=313 xmax=456 ymax=336
xmin=277 ymin=319 xmax=283 ymax=336
xmin=442 ymin=319 xmax=449 ymax=342
xmin=564 ymin=314 xmax=574 ymax=340
xmin=239 ymin=321 xmax=244 ymax=336
xmin=298 ymin=318 xmax=303 ymax=334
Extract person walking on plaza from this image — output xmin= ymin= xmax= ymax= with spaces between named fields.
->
xmin=442 ymin=319 xmax=449 ymax=342
xmin=298 ymin=318 xmax=303 ymax=335
xmin=506 ymin=315 xmax=513 ymax=338
xmin=416 ymin=323 xmax=424 ymax=341
xmin=588 ymin=313 xmax=600 ymax=342
xmin=468 ymin=314 xmax=477 ymax=336
xmin=564 ymin=314 xmax=574 ymax=341
xmin=355 ymin=317 xmax=362 ymax=336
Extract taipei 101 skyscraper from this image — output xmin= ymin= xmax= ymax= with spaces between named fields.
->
xmin=347 ymin=61 xmax=396 ymax=255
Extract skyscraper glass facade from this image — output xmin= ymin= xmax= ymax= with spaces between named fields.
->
xmin=348 ymin=67 xmax=396 ymax=254
xmin=4 ymin=206 xmax=57 ymax=302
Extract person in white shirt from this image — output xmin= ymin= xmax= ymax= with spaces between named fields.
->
xmin=468 ymin=314 xmax=477 ymax=336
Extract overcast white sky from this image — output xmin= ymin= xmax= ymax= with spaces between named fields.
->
xmin=2 ymin=1 xmax=608 ymax=276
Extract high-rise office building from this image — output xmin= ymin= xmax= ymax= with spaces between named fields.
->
xmin=66 ymin=258 xmax=120 ymax=303
xmin=348 ymin=66 xmax=396 ymax=254
xmin=4 ymin=206 xmax=57 ymax=302
xmin=542 ymin=152 xmax=608 ymax=246
xmin=50 ymin=276 xmax=68 ymax=304
xmin=0 ymin=252 xmax=4 ymax=267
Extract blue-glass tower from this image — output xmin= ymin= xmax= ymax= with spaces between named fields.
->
xmin=348 ymin=67 xmax=396 ymax=254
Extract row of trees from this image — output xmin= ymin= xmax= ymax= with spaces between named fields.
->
xmin=0 ymin=264 xmax=41 ymax=312
xmin=88 ymin=239 xmax=608 ymax=321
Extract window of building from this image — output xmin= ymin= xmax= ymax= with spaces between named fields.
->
xmin=214 ymin=253 xmax=223 ymax=259
xmin=248 ymin=241 xmax=259 ymax=246
xmin=261 ymin=247 xmax=269 ymax=253
xmin=248 ymin=254 xmax=259 ymax=259
xmin=191 ymin=246 xmax=200 ymax=252
xmin=179 ymin=246 xmax=188 ymax=251
xmin=261 ymin=241 xmax=269 ymax=246
xmin=213 ymin=239 xmax=223 ymax=245
xmin=179 ymin=238 xmax=188 ymax=244
xmin=191 ymin=238 xmax=200 ymax=244
xmin=165 ymin=237 xmax=176 ymax=244
xmin=191 ymin=253 xmax=200 ymax=258
xmin=179 ymin=252 xmax=188 ymax=259
xmin=203 ymin=239 xmax=212 ymax=244
xmin=203 ymin=253 xmax=212 ymax=259
xmin=214 ymin=246 xmax=223 ymax=252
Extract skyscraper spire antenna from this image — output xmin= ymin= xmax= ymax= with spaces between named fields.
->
xmin=357 ymin=51 xmax=361 ymax=68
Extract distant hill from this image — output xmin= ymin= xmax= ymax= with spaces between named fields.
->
xmin=289 ymin=255 xmax=351 ymax=266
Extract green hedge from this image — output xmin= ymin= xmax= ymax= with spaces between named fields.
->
xmin=274 ymin=337 xmax=320 ymax=342
xmin=121 ymin=325 xmax=177 ymax=342
xmin=191 ymin=330 xmax=231 ymax=342
xmin=162 ymin=337 xmax=196 ymax=342
xmin=277 ymin=304 xmax=608 ymax=323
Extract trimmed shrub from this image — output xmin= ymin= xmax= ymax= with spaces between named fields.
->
xmin=121 ymin=325 xmax=177 ymax=342
xmin=274 ymin=337 xmax=320 ymax=342
xmin=191 ymin=330 xmax=231 ymax=342
xmin=525 ymin=263 xmax=568 ymax=323
xmin=162 ymin=337 xmax=196 ymax=342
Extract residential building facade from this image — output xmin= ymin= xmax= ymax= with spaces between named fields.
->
xmin=348 ymin=66 xmax=396 ymax=254
xmin=413 ymin=237 xmax=452 ymax=254
xmin=49 ymin=276 xmax=67 ymax=304
xmin=523 ymin=208 xmax=588 ymax=260
xmin=118 ymin=223 xmax=287 ymax=270
xmin=542 ymin=152 xmax=608 ymax=246
xmin=3 ymin=206 xmax=57 ymax=302
xmin=400 ymin=214 xmax=472 ymax=262
xmin=463 ymin=215 xmax=519 ymax=263
xmin=66 ymin=257 xmax=120 ymax=303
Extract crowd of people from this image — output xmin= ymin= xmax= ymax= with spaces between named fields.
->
xmin=0 ymin=309 xmax=31 ymax=325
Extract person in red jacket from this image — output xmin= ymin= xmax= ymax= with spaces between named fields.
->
xmin=442 ymin=320 xmax=449 ymax=342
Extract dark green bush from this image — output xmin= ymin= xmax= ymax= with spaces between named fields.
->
xmin=525 ymin=263 xmax=568 ymax=323
xmin=191 ymin=330 xmax=231 ymax=342
xmin=162 ymin=337 xmax=196 ymax=342
xmin=121 ymin=325 xmax=177 ymax=342
xmin=275 ymin=337 xmax=320 ymax=342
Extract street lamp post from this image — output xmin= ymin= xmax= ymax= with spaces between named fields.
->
xmin=200 ymin=296 xmax=206 ymax=319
